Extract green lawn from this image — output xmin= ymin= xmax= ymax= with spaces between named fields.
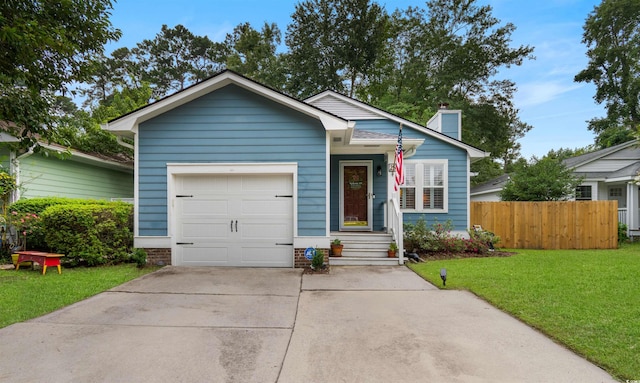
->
xmin=0 ymin=264 xmax=159 ymax=329
xmin=408 ymin=243 xmax=640 ymax=381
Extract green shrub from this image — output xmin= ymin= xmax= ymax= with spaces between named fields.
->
xmin=8 ymin=197 xmax=124 ymax=251
xmin=311 ymin=248 xmax=325 ymax=269
xmin=41 ymin=203 xmax=133 ymax=266
xmin=403 ymin=216 xmax=493 ymax=255
xmin=618 ymin=222 xmax=629 ymax=243
xmin=468 ymin=226 xmax=501 ymax=248
xmin=131 ymin=248 xmax=148 ymax=268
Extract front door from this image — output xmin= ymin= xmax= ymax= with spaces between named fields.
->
xmin=340 ymin=161 xmax=373 ymax=231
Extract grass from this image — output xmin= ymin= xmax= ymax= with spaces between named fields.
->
xmin=408 ymin=242 xmax=640 ymax=381
xmin=0 ymin=263 xmax=160 ymax=329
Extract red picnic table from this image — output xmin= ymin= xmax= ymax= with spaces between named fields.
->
xmin=14 ymin=251 xmax=64 ymax=275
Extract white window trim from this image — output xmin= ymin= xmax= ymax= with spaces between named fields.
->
xmin=575 ymin=184 xmax=593 ymax=201
xmin=400 ymin=159 xmax=448 ymax=213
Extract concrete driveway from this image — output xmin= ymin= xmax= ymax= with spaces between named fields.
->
xmin=0 ymin=266 xmax=616 ymax=382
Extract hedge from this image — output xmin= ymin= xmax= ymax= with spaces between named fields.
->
xmin=41 ymin=203 xmax=133 ymax=266
xmin=4 ymin=198 xmax=135 ymax=265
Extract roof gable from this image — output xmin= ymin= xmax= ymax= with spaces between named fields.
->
xmin=567 ymin=140 xmax=640 ymax=178
xmin=103 ymin=70 xmax=352 ymax=138
xmin=306 ymin=93 xmax=384 ymax=120
xmin=564 ymin=140 xmax=638 ymax=169
xmin=305 ymin=90 xmax=488 ymax=160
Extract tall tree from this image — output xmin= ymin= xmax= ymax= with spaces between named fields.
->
xmin=285 ymin=0 xmax=389 ymax=98
xmin=575 ymin=0 xmax=640 ymax=148
xmin=132 ymin=24 xmax=224 ymax=99
xmin=0 ymin=0 xmax=120 ymax=147
xmin=372 ymin=0 xmax=533 ymax=174
xmin=81 ymin=47 xmax=147 ymax=108
xmin=223 ymin=22 xmax=287 ymax=90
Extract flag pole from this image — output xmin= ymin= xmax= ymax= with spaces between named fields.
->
xmin=394 ymin=123 xmax=404 ymax=192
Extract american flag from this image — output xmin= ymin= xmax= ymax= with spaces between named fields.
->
xmin=394 ymin=124 xmax=404 ymax=192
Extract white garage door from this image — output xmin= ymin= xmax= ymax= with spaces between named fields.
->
xmin=174 ymin=173 xmax=293 ymax=267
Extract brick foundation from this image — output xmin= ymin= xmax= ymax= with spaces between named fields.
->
xmin=294 ymin=248 xmax=328 ymax=268
xmin=144 ymin=247 xmax=323 ymax=268
xmin=144 ymin=248 xmax=172 ymax=266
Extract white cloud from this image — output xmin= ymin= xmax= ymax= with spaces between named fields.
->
xmin=515 ymin=81 xmax=583 ymax=107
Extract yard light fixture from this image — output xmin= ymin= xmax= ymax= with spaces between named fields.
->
xmin=377 ymin=165 xmax=382 ymax=176
xmin=440 ymin=268 xmax=447 ymax=286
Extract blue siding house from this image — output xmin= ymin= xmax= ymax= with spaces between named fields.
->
xmin=103 ymin=70 xmax=487 ymax=267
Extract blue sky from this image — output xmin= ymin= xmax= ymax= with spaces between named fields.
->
xmin=105 ymin=0 xmax=604 ymax=159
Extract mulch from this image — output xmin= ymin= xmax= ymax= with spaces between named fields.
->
xmin=415 ymin=250 xmax=516 ymax=261
xmin=303 ymin=265 xmax=331 ymax=274
xmin=301 ymin=251 xmax=515 ymax=272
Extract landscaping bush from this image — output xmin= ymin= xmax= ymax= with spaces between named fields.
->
xmin=404 ymin=217 xmax=498 ymax=256
xmin=131 ymin=248 xmax=148 ymax=268
xmin=8 ymin=197 xmax=123 ymax=251
xmin=41 ymin=202 xmax=133 ymax=266
xmin=618 ymin=222 xmax=629 ymax=243
xmin=311 ymin=248 xmax=325 ymax=269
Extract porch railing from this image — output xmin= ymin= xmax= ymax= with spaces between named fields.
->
xmin=388 ymin=196 xmax=404 ymax=264
xmin=618 ymin=208 xmax=627 ymax=225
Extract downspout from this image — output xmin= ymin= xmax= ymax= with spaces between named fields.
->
xmin=116 ymin=136 xmax=134 ymax=150
xmin=12 ymin=144 xmax=36 ymax=202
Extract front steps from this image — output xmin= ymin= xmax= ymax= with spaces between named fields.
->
xmin=329 ymin=232 xmax=401 ymax=266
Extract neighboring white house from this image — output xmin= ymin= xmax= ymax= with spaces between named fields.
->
xmin=470 ymin=140 xmax=640 ymax=233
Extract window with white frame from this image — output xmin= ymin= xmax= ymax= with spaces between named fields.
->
xmin=399 ymin=160 xmax=447 ymax=212
xmin=575 ymin=185 xmax=592 ymax=201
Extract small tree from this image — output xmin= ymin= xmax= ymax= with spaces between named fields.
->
xmin=500 ymin=157 xmax=583 ymax=201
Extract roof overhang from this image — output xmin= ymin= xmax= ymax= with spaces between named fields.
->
xmin=102 ymin=71 xmax=352 ymax=138
xmin=38 ymin=143 xmax=133 ymax=172
xmin=330 ymin=128 xmax=424 ymax=155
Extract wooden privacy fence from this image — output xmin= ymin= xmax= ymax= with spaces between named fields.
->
xmin=470 ymin=201 xmax=618 ymax=249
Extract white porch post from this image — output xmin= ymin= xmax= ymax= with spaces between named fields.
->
xmin=386 ymin=151 xmax=404 ymax=265
xmin=627 ymin=183 xmax=639 ymax=231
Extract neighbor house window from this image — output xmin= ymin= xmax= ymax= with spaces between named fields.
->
xmin=575 ymin=185 xmax=592 ymax=200
xmin=609 ymin=187 xmax=622 ymax=197
xmin=399 ymin=160 xmax=447 ymax=212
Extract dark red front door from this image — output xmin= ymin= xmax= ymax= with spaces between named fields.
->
xmin=342 ymin=165 xmax=370 ymax=229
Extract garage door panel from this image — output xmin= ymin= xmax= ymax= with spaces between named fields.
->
xmin=175 ymin=172 xmax=294 ymax=267
xmin=181 ymin=199 xmax=229 ymax=216
xmin=239 ymin=245 xmax=292 ymax=267
xmin=241 ymin=223 xmax=292 ymax=241
xmin=179 ymin=175 xmax=230 ymax=193
xmin=181 ymin=246 xmax=229 ymax=265
xmin=180 ymin=223 xmax=230 ymax=240
xmin=241 ymin=199 xmax=292 ymax=216
xmin=241 ymin=174 xmax=292 ymax=193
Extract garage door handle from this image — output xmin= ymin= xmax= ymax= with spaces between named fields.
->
xmin=235 ymin=220 xmax=238 ymax=232
xmin=276 ymin=243 xmax=293 ymax=246
xmin=177 ymin=242 xmax=194 ymax=245
xmin=230 ymin=220 xmax=238 ymax=232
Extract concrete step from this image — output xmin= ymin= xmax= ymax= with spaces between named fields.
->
xmin=331 ymin=232 xmax=395 ymax=257
xmin=341 ymin=248 xmax=389 ymax=258
xmin=329 ymin=256 xmax=400 ymax=266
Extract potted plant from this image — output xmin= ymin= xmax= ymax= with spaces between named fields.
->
xmin=330 ymin=238 xmax=343 ymax=257
xmin=388 ymin=242 xmax=398 ymax=258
